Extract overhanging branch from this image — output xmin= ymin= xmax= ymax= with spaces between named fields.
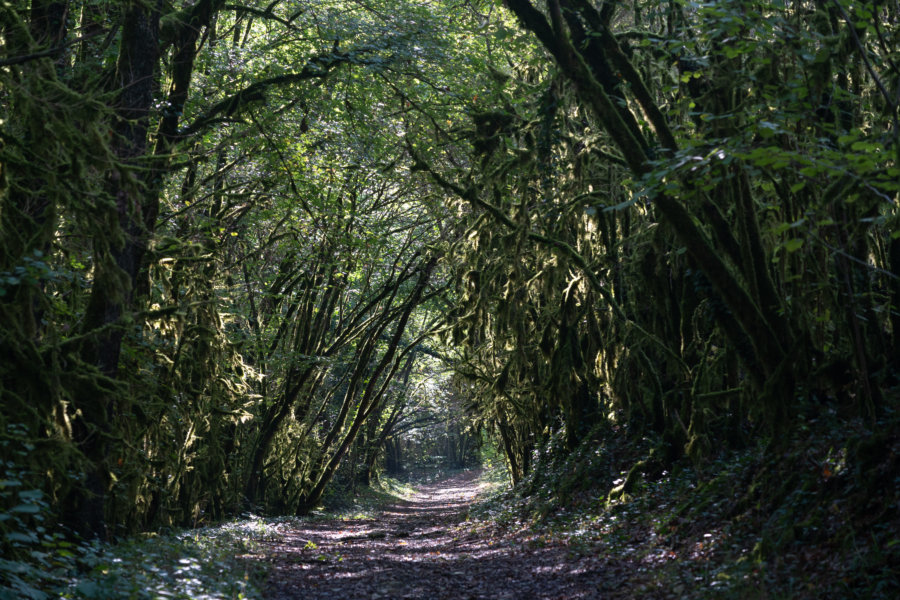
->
xmin=180 ymin=47 xmax=386 ymax=136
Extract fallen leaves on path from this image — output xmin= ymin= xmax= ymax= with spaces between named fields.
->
xmin=254 ymin=471 xmax=650 ymax=600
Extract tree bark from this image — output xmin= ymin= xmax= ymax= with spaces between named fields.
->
xmin=68 ymin=0 xmax=161 ymax=539
xmin=298 ymin=257 xmax=436 ymax=512
xmin=503 ymin=0 xmax=790 ymax=393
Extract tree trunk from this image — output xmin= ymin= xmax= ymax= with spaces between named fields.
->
xmin=67 ymin=1 xmax=161 ymax=539
xmin=298 ymin=257 xmax=436 ymax=512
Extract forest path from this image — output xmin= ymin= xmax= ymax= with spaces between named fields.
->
xmin=258 ymin=470 xmax=623 ymax=599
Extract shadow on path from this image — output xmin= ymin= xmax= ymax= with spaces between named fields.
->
xmin=257 ymin=470 xmax=632 ymax=600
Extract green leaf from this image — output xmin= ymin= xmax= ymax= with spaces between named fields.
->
xmin=17 ymin=490 xmax=42 ymax=502
xmin=604 ymin=195 xmax=640 ymax=212
xmin=5 ymin=531 xmax=38 ymax=544
xmin=784 ymin=238 xmax=804 ymax=253
xmin=75 ymin=580 xmax=103 ymax=598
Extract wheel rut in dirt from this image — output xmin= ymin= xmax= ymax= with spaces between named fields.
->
xmin=258 ymin=470 xmax=622 ymax=600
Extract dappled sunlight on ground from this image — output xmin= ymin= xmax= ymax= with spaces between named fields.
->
xmin=254 ymin=471 xmax=636 ymax=600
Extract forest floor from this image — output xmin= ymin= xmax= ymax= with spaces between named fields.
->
xmin=248 ymin=451 xmax=899 ymax=600
xmin=254 ymin=470 xmax=632 ymax=600
xmin=15 ymin=443 xmax=893 ymax=599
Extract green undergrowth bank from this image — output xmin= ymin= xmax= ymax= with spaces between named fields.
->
xmin=315 ymin=475 xmax=417 ymax=519
xmin=0 ymin=516 xmax=273 ymax=600
xmin=468 ymin=410 xmax=900 ymax=599
xmin=1 ymin=475 xmax=418 ymax=599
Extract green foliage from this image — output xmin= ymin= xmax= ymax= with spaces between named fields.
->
xmin=0 ymin=0 xmax=482 ymax=533
xmin=315 ymin=474 xmax=417 ymax=519
xmin=421 ymin=0 xmax=900 ymax=485
xmin=467 ymin=411 xmax=900 ymax=599
xmin=1 ymin=0 xmax=898 ymax=594
xmin=1 ymin=514 xmax=271 ymax=600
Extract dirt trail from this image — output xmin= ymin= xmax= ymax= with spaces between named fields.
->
xmin=258 ymin=470 xmax=629 ymax=600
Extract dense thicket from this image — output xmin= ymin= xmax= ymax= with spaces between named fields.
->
xmin=0 ymin=0 xmax=481 ymax=553
xmin=415 ymin=0 xmax=900 ymax=484
xmin=1 ymin=0 xmax=898 ymax=586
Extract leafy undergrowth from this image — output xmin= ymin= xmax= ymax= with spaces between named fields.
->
xmin=1 ymin=516 xmax=277 ymax=600
xmin=0 ymin=471 xmax=432 ymax=599
xmin=314 ymin=474 xmax=427 ymax=520
xmin=468 ymin=409 xmax=900 ymax=599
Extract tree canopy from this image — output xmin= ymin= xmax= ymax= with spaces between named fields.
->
xmin=1 ymin=0 xmax=898 ymax=593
